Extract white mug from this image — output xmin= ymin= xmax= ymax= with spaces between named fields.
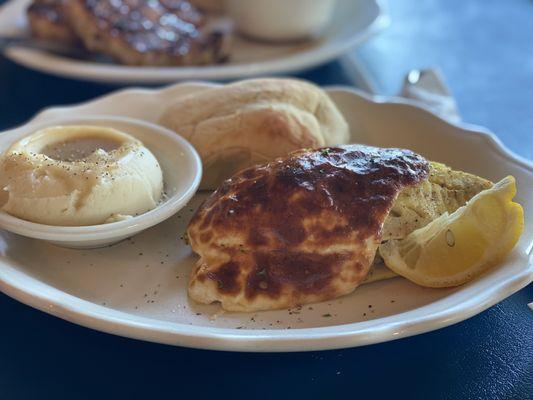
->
xmin=227 ymin=0 xmax=337 ymax=42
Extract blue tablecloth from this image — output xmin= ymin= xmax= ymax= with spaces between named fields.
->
xmin=0 ymin=0 xmax=531 ymax=398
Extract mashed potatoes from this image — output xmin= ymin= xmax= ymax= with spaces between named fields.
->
xmin=0 ymin=125 xmax=163 ymax=226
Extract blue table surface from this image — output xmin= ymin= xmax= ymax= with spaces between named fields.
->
xmin=0 ymin=1 xmax=532 ymax=399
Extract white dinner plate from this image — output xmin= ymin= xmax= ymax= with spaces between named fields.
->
xmin=0 ymin=0 xmax=389 ymax=84
xmin=0 ymin=82 xmax=531 ymax=352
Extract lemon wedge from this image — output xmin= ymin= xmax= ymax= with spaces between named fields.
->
xmin=379 ymin=176 xmax=524 ymax=287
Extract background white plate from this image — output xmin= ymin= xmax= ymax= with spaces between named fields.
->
xmin=0 ymin=82 xmax=531 ymax=352
xmin=0 ymin=0 xmax=389 ymax=83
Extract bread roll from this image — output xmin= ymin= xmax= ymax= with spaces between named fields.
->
xmin=159 ymin=78 xmax=350 ymax=189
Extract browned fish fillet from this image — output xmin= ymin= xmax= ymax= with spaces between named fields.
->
xmin=187 ymin=145 xmax=429 ymax=312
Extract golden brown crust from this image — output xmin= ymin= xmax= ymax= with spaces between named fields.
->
xmin=187 ymin=144 xmax=429 ymax=311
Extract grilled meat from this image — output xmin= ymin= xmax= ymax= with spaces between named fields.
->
xmin=26 ymin=0 xmax=232 ymax=65
xmin=27 ymin=0 xmax=78 ymax=45
xmin=63 ymin=0 xmax=232 ymax=65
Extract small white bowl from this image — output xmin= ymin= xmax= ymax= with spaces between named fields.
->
xmin=0 ymin=116 xmax=202 ymax=249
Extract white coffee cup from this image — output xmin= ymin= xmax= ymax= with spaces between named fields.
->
xmin=227 ymin=0 xmax=337 ymax=42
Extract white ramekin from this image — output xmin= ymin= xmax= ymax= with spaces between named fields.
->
xmin=0 ymin=116 xmax=202 ymax=249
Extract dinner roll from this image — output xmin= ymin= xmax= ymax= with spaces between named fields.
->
xmin=159 ymin=78 xmax=350 ymax=189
